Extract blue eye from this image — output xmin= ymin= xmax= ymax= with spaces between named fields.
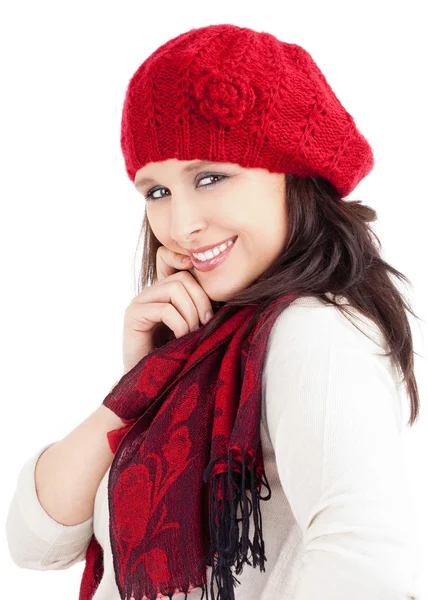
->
xmin=143 ymin=173 xmax=227 ymax=202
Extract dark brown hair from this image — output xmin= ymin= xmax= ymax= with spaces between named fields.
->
xmin=133 ymin=174 xmax=421 ymax=426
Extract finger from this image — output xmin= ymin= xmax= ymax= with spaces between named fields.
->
xmin=150 ymin=271 xmax=213 ymax=326
xmin=131 ymin=278 xmax=201 ymax=332
xmin=132 ymin=271 xmax=213 ymax=329
xmin=156 ymin=246 xmax=193 ymax=282
xmin=134 ymin=302 xmax=194 ymax=338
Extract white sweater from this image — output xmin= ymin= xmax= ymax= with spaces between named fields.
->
xmin=5 ymin=295 xmax=421 ymax=599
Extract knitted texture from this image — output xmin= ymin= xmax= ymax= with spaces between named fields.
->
xmin=120 ymin=23 xmax=374 ymax=198
xmin=79 ymin=292 xmax=297 ymax=600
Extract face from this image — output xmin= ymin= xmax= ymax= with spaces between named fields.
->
xmin=134 ymin=159 xmax=287 ymax=302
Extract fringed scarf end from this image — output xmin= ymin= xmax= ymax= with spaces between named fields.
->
xmin=202 ymin=448 xmax=271 ymax=600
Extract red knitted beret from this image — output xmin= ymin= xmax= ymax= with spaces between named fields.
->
xmin=120 ymin=23 xmax=374 ymax=198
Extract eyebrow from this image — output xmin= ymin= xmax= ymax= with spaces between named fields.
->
xmin=134 ymin=160 xmax=224 ymax=189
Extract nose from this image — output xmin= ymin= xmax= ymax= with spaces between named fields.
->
xmin=169 ymin=193 xmax=207 ymax=244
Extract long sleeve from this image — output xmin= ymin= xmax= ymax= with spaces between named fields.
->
xmin=263 ymin=299 xmax=420 ymax=599
xmin=5 ymin=441 xmax=94 ymax=570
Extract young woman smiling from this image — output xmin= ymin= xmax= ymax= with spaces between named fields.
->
xmin=6 ymin=23 xmax=421 ymax=600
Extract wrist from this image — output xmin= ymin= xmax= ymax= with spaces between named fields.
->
xmin=98 ymin=404 xmax=128 ymax=429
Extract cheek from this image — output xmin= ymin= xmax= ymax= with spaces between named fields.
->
xmin=146 ymin=210 xmax=170 ymax=244
xmin=246 ymin=209 xmax=287 ymax=258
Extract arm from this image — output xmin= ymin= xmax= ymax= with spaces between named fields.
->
xmin=6 ymin=377 xmax=127 ymax=570
xmin=263 ymin=304 xmax=419 ymax=599
xmin=34 ymin=401 xmax=126 ymax=527
xmin=6 ymin=441 xmax=94 ymax=570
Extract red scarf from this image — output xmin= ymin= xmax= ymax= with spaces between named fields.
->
xmin=79 ymin=292 xmax=296 ymax=600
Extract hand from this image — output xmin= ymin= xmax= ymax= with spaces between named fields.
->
xmin=121 ymin=246 xmax=213 ymax=373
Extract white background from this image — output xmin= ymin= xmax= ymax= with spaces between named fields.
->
xmin=1 ymin=1 xmax=427 ymax=598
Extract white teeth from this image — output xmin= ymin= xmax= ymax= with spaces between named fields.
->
xmin=193 ymin=239 xmax=235 ymax=261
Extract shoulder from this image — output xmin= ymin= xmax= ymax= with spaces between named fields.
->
xmin=264 ymin=293 xmax=393 ymax=366
xmin=261 ymin=293 xmax=404 ymax=444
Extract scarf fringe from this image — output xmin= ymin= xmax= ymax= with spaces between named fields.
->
xmin=144 ymin=581 xmax=209 ymax=600
xmin=202 ymin=448 xmax=272 ymax=600
xmin=114 ymin=448 xmax=271 ymax=600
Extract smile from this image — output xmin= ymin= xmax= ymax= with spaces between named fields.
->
xmin=190 ymin=237 xmax=237 ymax=272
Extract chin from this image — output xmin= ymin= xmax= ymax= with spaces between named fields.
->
xmin=197 ymin=280 xmax=243 ymax=303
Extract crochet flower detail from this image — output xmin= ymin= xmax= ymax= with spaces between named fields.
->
xmin=192 ymin=71 xmax=256 ymax=126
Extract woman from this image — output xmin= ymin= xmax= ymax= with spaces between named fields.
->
xmin=6 ymin=23 xmax=421 ymax=600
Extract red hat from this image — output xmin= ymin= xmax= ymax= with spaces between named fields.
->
xmin=120 ymin=23 xmax=374 ymax=198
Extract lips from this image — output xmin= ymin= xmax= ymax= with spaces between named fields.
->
xmin=189 ymin=235 xmax=238 ymax=255
xmin=190 ymin=237 xmax=237 ymax=272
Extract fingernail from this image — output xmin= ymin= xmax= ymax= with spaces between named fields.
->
xmin=204 ymin=310 xmax=213 ymax=323
xmin=181 ymin=255 xmax=192 ymax=262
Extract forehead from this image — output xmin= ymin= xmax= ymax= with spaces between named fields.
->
xmin=134 ymin=159 xmax=235 ymax=188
